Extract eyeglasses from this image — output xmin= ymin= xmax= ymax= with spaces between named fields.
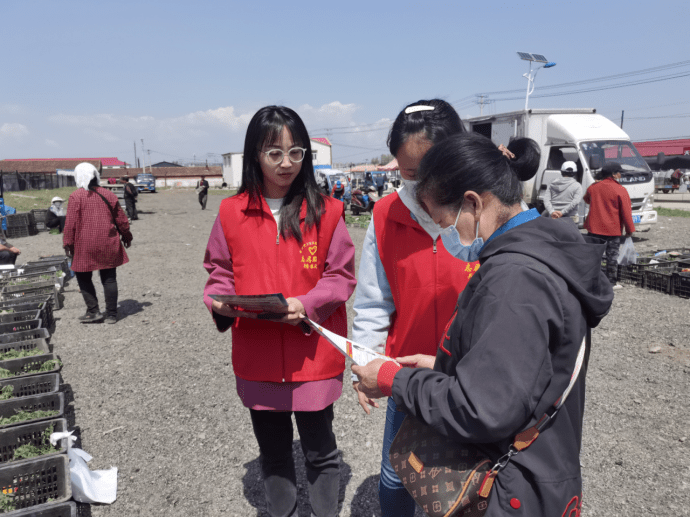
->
xmin=262 ymin=147 xmax=307 ymax=165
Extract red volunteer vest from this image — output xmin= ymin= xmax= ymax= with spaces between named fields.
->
xmin=219 ymin=193 xmax=347 ymax=382
xmin=374 ymin=193 xmax=478 ymax=358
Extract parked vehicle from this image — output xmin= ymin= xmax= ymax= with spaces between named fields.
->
xmin=315 ymin=169 xmax=351 ymax=207
xmin=135 ymin=173 xmax=156 ymax=193
xmin=350 ymin=186 xmax=378 ymax=215
xmin=466 ymin=109 xmax=657 ymax=232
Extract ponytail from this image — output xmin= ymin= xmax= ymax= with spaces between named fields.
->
xmin=415 ymin=132 xmax=541 ymax=210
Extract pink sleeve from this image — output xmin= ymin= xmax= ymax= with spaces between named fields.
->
xmin=295 ymin=217 xmax=356 ymax=324
xmin=203 ymin=215 xmax=236 ymax=331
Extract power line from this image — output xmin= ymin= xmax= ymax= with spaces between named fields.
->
xmin=490 ymin=71 xmax=690 ymax=102
xmin=478 ymin=59 xmax=690 ymax=97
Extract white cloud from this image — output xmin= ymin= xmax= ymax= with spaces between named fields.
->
xmin=0 ymin=123 xmax=29 ymax=140
xmin=41 ymin=102 xmax=388 ymax=163
xmin=45 ymin=139 xmax=59 ymax=148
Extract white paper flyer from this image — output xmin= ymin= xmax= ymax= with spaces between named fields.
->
xmin=304 ymin=318 xmax=392 ymax=366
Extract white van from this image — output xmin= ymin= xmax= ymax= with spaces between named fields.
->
xmin=466 ymin=109 xmax=657 ymax=232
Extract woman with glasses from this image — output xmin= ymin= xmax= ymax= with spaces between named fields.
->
xmin=203 ymin=105 xmax=356 ymax=516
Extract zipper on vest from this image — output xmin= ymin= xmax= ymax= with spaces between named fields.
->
xmin=432 ymin=237 xmax=437 ymax=253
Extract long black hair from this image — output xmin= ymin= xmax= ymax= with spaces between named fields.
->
xmin=238 ymin=106 xmax=325 ymax=242
xmin=388 ymin=99 xmax=465 ymax=156
xmin=416 ymin=132 xmax=540 ymax=211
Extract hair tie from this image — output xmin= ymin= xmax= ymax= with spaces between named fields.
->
xmin=405 ymin=105 xmax=435 ymax=114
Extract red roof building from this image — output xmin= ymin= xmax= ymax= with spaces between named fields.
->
xmin=311 ymin=138 xmax=331 ymax=147
xmin=4 ymin=157 xmax=127 ymax=167
xmin=633 ymin=139 xmax=690 ymax=157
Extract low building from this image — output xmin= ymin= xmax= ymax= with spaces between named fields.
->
xmin=221 ymin=138 xmax=331 ymax=189
xmin=102 ymin=166 xmax=223 ymax=188
xmin=2 ymin=157 xmax=126 ymax=169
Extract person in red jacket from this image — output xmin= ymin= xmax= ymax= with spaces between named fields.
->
xmin=203 ymin=106 xmax=356 ymax=517
xmin=584 ymin=161 xmax=635 ymax=289
xmin=351 ymin=99 xmax=478 ymax=516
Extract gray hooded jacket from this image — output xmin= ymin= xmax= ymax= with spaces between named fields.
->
xmin=544 ymin=177 xmax=583 ymax=217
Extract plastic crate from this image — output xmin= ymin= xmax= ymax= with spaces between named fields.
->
xmin=0 ymin=374 xmax=59 ymax=399
xmin=617 ymin=258 xmax=673 ymax=287
xmin=7 ymin=500 xmax=77 ymax=516
xmin=30 ymin=210 xmax=49 ymax=233
xmin=4 ymin=226 xmax=31 ymax=239
xmin=643 ymin=265 xmax=676 ymax=294
xmin=0 ymin=329 xmax=50 ymax=346
xmin=0 ymin=320 xmax=43 ymax=336
xmin=0 ymin=353 xmax=60 ymax=382
xmin=0 ymin=338 xmax=50 ymax=359
xmin=0 ymin=271 xmax=63 ymax=289
xmin=5 ymin=214 xmax=31 ymax=228
xmin=23 ymin=260 xmax=69 ymax=278
xmin=0 ymin=302 xmax=53 ymax=331
xmin=0 ymin=310 xmax=42 ymax=325
xmin=1 ymin=284 xmax=62 ymax=311
xmin=671 ymin=271 xmax=690 ymax=298
xmin=0 ymin=299 xmax=50 ymax=312
xmin=0 ymin=418 xmax=69 ymax=464
xmin=0 ymin=453 xmax=71 ymax=510
xmin=0 ymin=393 xmax=64 ymax=430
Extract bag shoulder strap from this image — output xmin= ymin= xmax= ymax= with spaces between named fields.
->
xmin=91 ymin=188 xmax=123 ymax=236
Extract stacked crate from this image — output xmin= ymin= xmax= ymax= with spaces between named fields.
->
xmin=0 ymin=258 xmax=74 ymax=515
xmin=617 ymin=248 xmax=690 ymax=297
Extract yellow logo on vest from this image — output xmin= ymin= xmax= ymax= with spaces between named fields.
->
xmin=300 ymin=241 xmax=318 ymax=270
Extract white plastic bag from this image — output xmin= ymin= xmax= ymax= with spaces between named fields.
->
xmin=617 ymin=237 xmax=637 ymax=266
xmin=50 ymin=431 xmax=118 ymax=504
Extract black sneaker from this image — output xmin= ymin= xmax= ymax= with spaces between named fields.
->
xmin=104 ymin=315 xmax=117 ymax=324
xmin=79 ymin=312 xmax=104 ymax=323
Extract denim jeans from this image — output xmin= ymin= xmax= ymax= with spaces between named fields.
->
xmin=249 ymin=405 xmax=340 ymax=517
xmin=589 ymin=233 xmax=621 ymax=284
xmin=75 ymin=268 xmax=118 ymax=317
xmin=379 ymin=397 xmax=416 ymax=517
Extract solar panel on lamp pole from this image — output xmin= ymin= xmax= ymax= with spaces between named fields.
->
xmin=517 ymin=52 xmax=556 ymax=110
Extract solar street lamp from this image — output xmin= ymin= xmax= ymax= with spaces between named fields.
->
xmin=518 ymin=52 xmax=556 ymax=110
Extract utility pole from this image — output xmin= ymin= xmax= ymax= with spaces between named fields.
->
xmin=620 ymin=110 xmax=624 ymax=129
xmin=147 ymin=150 xmax=151 ymax=173
xmin=133 ymin=141 xmax=138 ymax=169
xmin=141 ymin=139 xmax=146 ymax=173
xmin=478 ymin=95 xmax=489 ymax=116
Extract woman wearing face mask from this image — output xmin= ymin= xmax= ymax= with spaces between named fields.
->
xmin=352 ymin=132 xmax=614 ymax=516
xmin=351 ymin=99 xmax=477 ymax=516
xmin=203 ymin=106 xmax=356 ymax=517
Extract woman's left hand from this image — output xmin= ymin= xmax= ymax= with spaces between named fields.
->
xmin=276 ymin=297 xmax=307 ymax=326
xmin=351 ymin=358 xmax=387 ymax=400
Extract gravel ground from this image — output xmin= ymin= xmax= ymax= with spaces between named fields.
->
xmin=7 ymin=190 xmax=689 ymax=517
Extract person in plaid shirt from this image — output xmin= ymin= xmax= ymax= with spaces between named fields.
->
xmin=63 ymin=163 xmax=133 ymax=324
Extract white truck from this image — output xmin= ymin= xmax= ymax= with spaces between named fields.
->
xmin=465 ymin=109 xmax=657 ymax=231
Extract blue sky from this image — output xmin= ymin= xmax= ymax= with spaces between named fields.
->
xmin=1 ymin=0 xmax=688 ymax=166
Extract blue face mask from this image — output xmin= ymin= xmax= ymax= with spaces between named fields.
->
xmin=440 ymin=207 xmax=484 ymax=262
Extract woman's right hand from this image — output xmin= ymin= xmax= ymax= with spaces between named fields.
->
xmin=352 ymin=381 xmax=379 ymax=415
xmin=211 ymin=300 xmax=257 ymax=319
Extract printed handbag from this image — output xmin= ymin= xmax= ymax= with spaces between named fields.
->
xmin=389 ymin=416 xmax=493 ymax=516
xmin=390 ymin=335 xmax=588 ymax=517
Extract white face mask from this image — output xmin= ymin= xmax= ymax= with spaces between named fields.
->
xmin=439 ymin=207 xmax=484 ymax=262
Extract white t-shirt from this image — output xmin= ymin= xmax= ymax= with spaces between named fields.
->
xmin=265 ymin=197 xmax=284 ymax=228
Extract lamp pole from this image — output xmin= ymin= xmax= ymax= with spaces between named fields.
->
xmin=517 ymin=53 xmax=555 ymax=111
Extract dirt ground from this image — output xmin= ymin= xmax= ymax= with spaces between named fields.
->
xmin=7 ymin=190 xmax=689 ymax=517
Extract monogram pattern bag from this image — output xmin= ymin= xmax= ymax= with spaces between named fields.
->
xmin=389 ymin=336 xmax=587 ymax=517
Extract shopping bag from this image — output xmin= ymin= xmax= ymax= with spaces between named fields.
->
xmin=617 ymin=237 xmax=637 ymax=266
xmin=51 ymin=430 xmax=118 ymax=504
